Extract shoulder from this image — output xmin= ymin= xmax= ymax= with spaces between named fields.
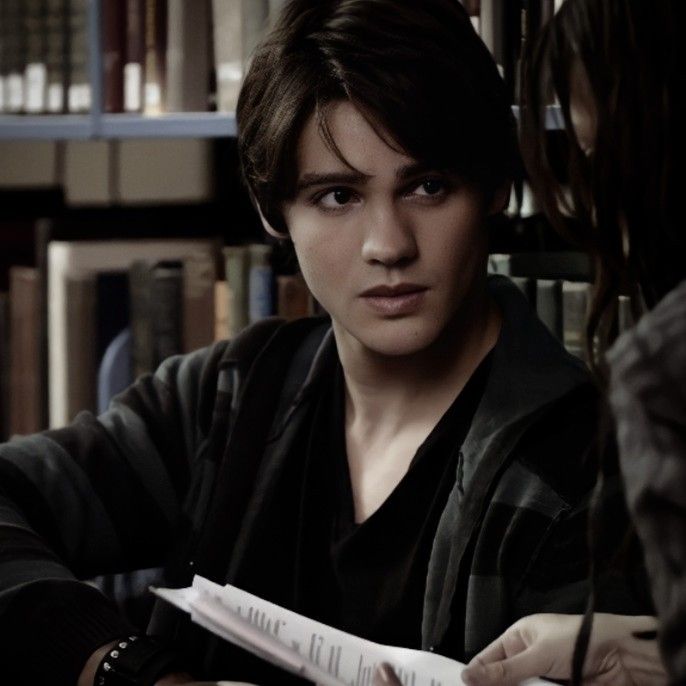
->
xmin=608 ymin=279 xmax=686 ymax=393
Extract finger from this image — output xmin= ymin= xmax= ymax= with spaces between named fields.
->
xmin=373 ymin=663 xmax=403 ymax=686
xmin=468 ymin=628 xmax=528 ymax=667
xmin=462 ymin=649 xmax=549 ymax=686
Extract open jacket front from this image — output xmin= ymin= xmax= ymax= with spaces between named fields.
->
xmin=0 ymin=277 xmax=652 ymax=685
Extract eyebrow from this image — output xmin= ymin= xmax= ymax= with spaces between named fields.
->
xmin=295 ymin=163 xmax=437 ymax=193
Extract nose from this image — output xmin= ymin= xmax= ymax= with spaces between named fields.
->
xmin=361 ymin=202 xmax=418 ymax=267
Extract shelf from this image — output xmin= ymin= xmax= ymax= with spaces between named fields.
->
xmin=0 ymin=112 xmax=237 ymax=140
xmin=0 ymin=115 xmax=93 ymax=140
xmin=99 ymin=112 xmax=237 ymax=139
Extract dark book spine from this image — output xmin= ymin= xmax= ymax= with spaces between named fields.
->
xmin=9 ymin=267 xmax=45 ymax=436
xmin=102 ymin=0 xmax=126 ymax=112
xmin=129 ymin=260 xmax=156 ymax=378
xmin=24 ymin=0 xmax=48 ymax=113
xmin=143 ymin=0 xmax=167 ymax=113
xmin=124 ymin=0 xmax=145 ymax=112
xmin=151 ymin=262 xmax=183 ymax=364
xmin=45 ymin=0 xmax=68 ymax=113
xmin=3 ymin=0 xmax=28 ymax=112
xmin=67 ymin=0 xmax=89 ymax=112
xmin=0 ymin=292 xmax=10 ymax=441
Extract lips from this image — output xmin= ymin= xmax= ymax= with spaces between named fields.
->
xmin=360 ymin=284 xmax=427 ymax=297
xmin=360 ymin=284 xmax=428 ymax=316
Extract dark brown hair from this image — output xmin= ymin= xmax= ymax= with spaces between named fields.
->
xmin=237 ymin=0 xmax=518 ymax=233
xmin=523 ymin=0 xmax=686 ymax=375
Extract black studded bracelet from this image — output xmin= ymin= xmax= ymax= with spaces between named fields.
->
xmin=93 ymin=635 xmax=182 ymax=686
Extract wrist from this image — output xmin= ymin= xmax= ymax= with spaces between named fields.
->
xmin=93 ymin=635 xmax=184 ymax=686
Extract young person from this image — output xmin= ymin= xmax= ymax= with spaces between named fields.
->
xmin=457 ymin=1 xmax=686 ymax=684
xmin=0 ymin=2 xmax=651 ymax=685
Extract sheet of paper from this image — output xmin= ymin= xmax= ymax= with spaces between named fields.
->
xmin=153 ymin=576 xmax=553 ymax=686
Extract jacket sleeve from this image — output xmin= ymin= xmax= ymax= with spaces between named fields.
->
xmin=607 ymin=281 xmax=686 ymax=682
xmin=0 ymin=340 xmax=229 ymax=686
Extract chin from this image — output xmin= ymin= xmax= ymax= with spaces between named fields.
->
xmin=353 ymin=321 xmax=444 ymax=358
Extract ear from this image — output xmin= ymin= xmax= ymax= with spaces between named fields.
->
xmin=487 ymin=181 xmax=512 ymax=216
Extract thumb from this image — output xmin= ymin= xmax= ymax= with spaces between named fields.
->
xmin=462 ymin=650 xmax=547 ymax=686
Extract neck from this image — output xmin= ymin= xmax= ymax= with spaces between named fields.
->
xmin=335 ymin=287 xmax=501 ymax=433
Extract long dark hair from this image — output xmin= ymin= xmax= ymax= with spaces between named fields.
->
xmin=523 ymin=1 xmax=686 ymax=682
xmin=523 ymin=0 xmax=686 ymax=377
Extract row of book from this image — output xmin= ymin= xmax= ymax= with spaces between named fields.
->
xmin=0 ymin=238 xmax=314 ymax=441
xmin=0 ymin=0 xmax=287 ymax=116
xmin=461 ymin=0 xmax=566 ymax=101
xmin=0 ymin=0 xmax=565 ymax=117
xmin=488 ymin=252 xmax=635 ymax=362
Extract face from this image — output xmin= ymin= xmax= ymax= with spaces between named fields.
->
xmin=280 ymin=101 xmax=498 ymax=359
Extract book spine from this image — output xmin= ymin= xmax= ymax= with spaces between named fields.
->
xmin=102 ymin=0 xmax=126 ymax=112
xmin=144 ymin=0 xmax=167 ymax=114
xmin=129 ymin=260 xmax=156 ymax=377
xmin=45 ymin=0 xmax=68 ymax=113
xmin=9 ymin=267 xmax=45 ymax=436
xmin=3 ymin=0 xmax=27 ymax=113
xmin=248 ymin=243 xmax=273 ymax=324
xmin=183 ymin=251 xmax=217 ymax=353
xmin=222 ymin=245 xmax=249 ymax=336
xmin=124 ymin=0 xmax=145 ymax=112
xmin=214 ymin=280 xmax=231 ymax=341
xmin=0 ymin=292 xmax=10 ymax=441
xmin=277 ymin=274 xmax=311 ymax=321
xmin=65 ymin=273 xmax=97 ymax=421
xmin=151 ymin=263 xmax=183 ymax=364
xmin=212 ymin=0 xmax=243 ymax=112
xmin=562 ymin=280 xmax=590 ymax=361
xmin=535 ymin=278 xmax=563 ymax=340
xmin=67 ymin=0 xmax=90 ymax=112
xmin=166 ymin=0 xmax=210 ymax=112
xmin=24 ymin=0 xmax=48 ymax=113
xmin=241 ymin=0 xmax=268 ymax=67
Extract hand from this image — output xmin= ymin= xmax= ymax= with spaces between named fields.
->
xmin=462 ymin=613 xmax=667 ymax=686
xmin=373 ymin=663 xmax=402 ymax=685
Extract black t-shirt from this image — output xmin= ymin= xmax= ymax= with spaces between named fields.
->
xmin=292 ymin=353 xmax=492 ymax=648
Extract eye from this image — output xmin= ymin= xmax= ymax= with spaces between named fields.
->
xmin=409 ymin=178 xmax=449 ymax=198
xmin=315 ymin=187 xmax=358 ymax=210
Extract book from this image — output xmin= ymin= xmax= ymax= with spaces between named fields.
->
xmin=562 ymin=280 xmax=590 ymax=361
xmin=97 ymin=328 xmax=133 ymax=414
xmin=150 ymin=261 xmax=184 ymax=363
xmin=222 ymin=245 xmax=249 ymax=337
xmin=103 ymin=0 xmax=126 ymax=113
xmin=536 ymin=278 xmax=562 ymax=340
xmin=2 ymin=0 xmax=27 ymax=113
xmin=143 ymin=0 xmax=167 ymax=114
xmin=129 ymin=260 xmax=156 ymax=378
xmin=0 ymin=292 xmax=10 ymax=441
xmin=183 ymin=250 xmax=218 ymax=353
xmin=277 ymin=274 xmax=311 ymax=321
xmin=212 ymin=0 xmax=243 ymax=112
xmin=65 ymin=272 xmax=97 ymax=421
xmin=24 ymin=0 xmax=48 ymax=113
xmin=154 ymin=575 xmax=554 ymax=686
xmin=45 ymin=0 xmax=68 ymax=113
xmin=166 ymin=0 xmax=211 ymax=112
xmin=47 ymin=239 xmax=217 ymax=428
xmin=487 ymin=251 xmax=591 ymax=282
xmin=9 ymin=266 xmax=45 ymax=436
xmin=214 ymin=280 xmax=231 ymax=341
xmin=68 ymin=0 xmax=90 ymax=112
xmin=242 ymin=0 xmax=269 ymax=68
xmin=124 ymin=0 xmax=146 ymax=112
xmin=248 ymin=243 xmax=273 ymax=324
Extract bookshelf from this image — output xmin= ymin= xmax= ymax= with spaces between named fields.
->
xmin=0 ymin=0 xmax=560 ymax=141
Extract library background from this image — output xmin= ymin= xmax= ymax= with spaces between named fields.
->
xmin=0 ymin=0 xmax=597 ymax=444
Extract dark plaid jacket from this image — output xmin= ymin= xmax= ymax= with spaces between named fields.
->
xmin=0 ymin=277 xmax=651 ymax=685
